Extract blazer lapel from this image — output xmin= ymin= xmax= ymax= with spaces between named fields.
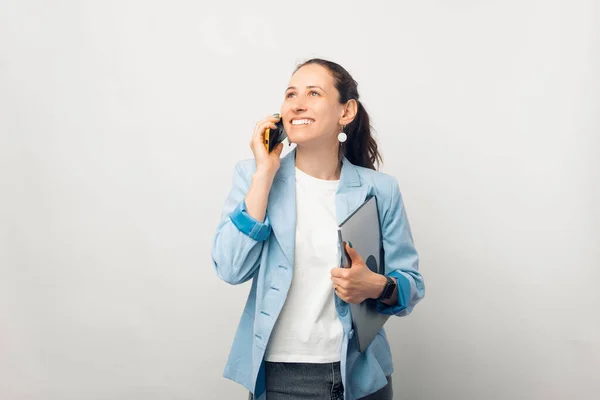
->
xmin=335 ymin=156 xmax=370 ymax=225
xmin=267 ymin=150 xmax=297 ymax=266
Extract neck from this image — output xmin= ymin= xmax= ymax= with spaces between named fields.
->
xmin=295 ymin=142 xmax=341 ymax=180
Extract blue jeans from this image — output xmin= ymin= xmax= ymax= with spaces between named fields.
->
xmin=248 ymin=361 xmax=393 ymax=400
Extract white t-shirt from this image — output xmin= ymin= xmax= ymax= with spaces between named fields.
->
xmin=264 ymin=167 xmax=344 ymax=363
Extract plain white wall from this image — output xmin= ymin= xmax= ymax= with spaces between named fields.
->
xmin=1 ymin=1 xmax=598 ymax=399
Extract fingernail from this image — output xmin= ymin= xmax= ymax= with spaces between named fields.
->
xmin=273 ymin=113 xmax=281 ymax=118
xmin=348 ymin=241 xmax=353 ymax=248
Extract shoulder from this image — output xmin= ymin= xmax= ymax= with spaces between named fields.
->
xmin=231 ymin=159 xmax=257 ymax=186
xmin=352 ymin=165 xmax=406 ymax=225
xmin=354 ymin=165 xmax=401 ymax=201
xmin=235 ymin=158 xmax=257 ymax=175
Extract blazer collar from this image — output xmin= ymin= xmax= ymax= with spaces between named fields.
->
xmin=275 ymin=147 xmax=362 ymax=189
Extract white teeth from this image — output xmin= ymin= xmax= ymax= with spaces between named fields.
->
xmin=291 ymin=119 xmax=314 ymax=125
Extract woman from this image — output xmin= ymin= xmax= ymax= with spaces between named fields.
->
xmin=211 ymin=59 xmax=425 ymax=400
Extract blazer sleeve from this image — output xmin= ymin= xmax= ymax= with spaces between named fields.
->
xmin=376 ymin=178 xmax=425 ymax=316
xmin=211 ymin=161 xmax=272 ymax=285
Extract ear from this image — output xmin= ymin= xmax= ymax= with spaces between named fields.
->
xmin=339 ymin=99 xmax=358 ymax=127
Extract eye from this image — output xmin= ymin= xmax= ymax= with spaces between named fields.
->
xmin=309 ymin=91 xmax=319 ymax=97
xmin=286 ymin=92 xmax=296 ymax=99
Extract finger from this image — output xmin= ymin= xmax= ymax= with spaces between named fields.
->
xmin=251 ymin=121 xmax=280 ymax=151
xmin=261 ymin=113 xmax=282 ymax=124
xmin=345 ymin=242 xmax=364 ymax=264
xmin=253 ymin=114 xmax=280 ymax=133
xmin=256 ymin=114 xmax=282 ymax=134
xmin=333 ymin=283 xmax=345 ymax=294
xmin=331 ymin=277 xmax=344 ymax=287
xmin=330 ymin=267 xmax=348 ymax=278
xmin=252 ymin=119 xmax=277 ymax=140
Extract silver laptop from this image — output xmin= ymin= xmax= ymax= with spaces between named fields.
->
xmin=337 ymin=196 xmax=390 ymax=352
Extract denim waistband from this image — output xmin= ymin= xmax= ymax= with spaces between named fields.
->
xmin=266 ymin=361 xmax=343 ymax=399
xmin=248 ymin=361 xmax=393 ymax=400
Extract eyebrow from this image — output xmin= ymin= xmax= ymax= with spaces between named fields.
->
xmin=285 ymin=85 xmax=326 ymax=92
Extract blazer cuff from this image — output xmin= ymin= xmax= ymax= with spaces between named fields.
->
xmin=376 ymin=271 xmax=411 ymax=315
xmin=229 ymin=200 xmax=272 ymax=241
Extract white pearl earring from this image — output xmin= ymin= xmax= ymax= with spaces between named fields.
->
xmin=338 ymin=125 xmax=347 ymax=143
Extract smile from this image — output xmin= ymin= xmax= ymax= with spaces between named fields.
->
xmin=291 ymin=119 xmax=315 ymax=126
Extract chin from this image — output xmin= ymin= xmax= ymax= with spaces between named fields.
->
xmin=287 ymin=129 xmax=319 ymax=144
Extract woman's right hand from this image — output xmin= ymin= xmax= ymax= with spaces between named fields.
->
xmin=250 ymin=114 xmax=285 ymax=179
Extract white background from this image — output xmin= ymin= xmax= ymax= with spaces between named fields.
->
xmin=1 ymin=1 xmax=599 ymax=399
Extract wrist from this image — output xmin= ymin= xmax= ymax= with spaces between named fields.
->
xmin=370 ymin=273 xmax=388 ymax=300
xmin=252 ymin=169 xmax=275 ymax=183
xmin=252 ymin=170 xmax=275 ymax=186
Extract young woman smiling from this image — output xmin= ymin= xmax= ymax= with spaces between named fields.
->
xmin=212 ymin=59 xmax=425 ymax=400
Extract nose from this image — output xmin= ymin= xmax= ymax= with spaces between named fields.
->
xmin=291 ymin=99 xmax=307 ymax=114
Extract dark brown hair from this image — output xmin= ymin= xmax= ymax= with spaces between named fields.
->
xmin=294 ymin=58 xmax=382 ymax=170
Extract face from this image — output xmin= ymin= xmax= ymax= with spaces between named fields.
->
xmin=280 ymin=64 xmax=347 ymax=147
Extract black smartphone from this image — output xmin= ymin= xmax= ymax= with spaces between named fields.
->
xmin=264 ymin=114 xmax=287 ymax=152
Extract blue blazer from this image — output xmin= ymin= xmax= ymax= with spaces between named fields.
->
xmin=212 ymin=148 xmax=425 ymax=400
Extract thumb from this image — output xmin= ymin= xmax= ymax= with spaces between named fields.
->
xmin=345 ymin=241 xmax=364 ymax=265
xmin=273 ymin=142 xmax=284 ymax=157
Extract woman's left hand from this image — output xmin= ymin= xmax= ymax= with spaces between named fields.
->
xmin=330 ymin=242 xmax=386 ymax=304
